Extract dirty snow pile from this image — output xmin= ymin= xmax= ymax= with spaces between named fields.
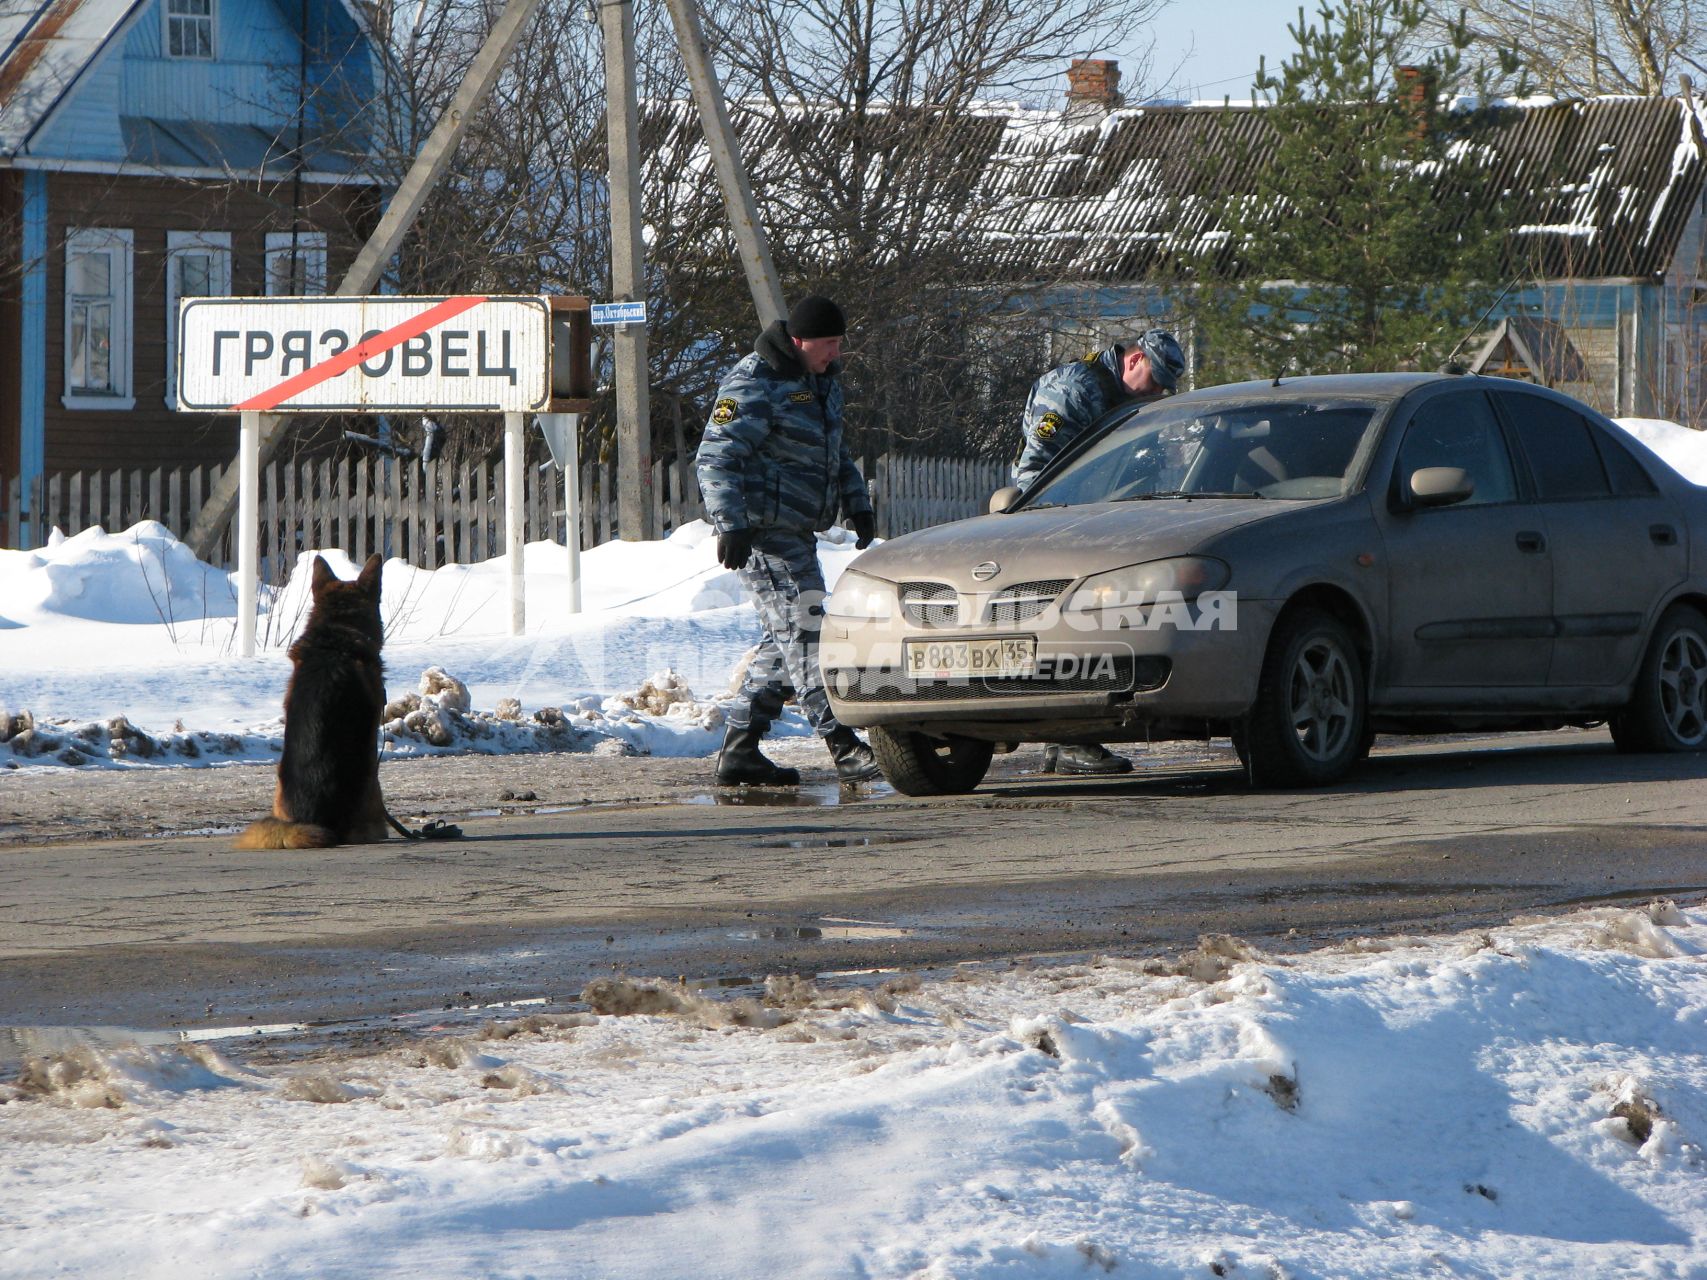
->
xmin=0 ymin=520 xmax=868 ymax=769
xmin=3 ymin=902 xmax=1706 ymax=1278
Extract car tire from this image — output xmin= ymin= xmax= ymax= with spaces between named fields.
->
xmin=869 ymin=727 xmax=994 ymax=796
xmin=1240 ymin=608 xmax=1367 ymax=788
xmin=1609 ymin=603 xmax=1707 ymax=753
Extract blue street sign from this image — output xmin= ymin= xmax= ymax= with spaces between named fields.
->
xmin=590 ymin=300 xmax=648 ymax=326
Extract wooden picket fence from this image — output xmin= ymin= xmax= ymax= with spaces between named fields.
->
xmin=2 ymin=451 xmax=1009 ymax=570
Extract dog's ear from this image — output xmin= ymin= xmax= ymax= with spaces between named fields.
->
xmin=356 ymin=553 xmax=383 ymax=597
xmin=310 ymin=555 xmax=336 ymax=594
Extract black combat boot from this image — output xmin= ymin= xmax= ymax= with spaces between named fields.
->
xmin=824 ymin=726 xmax=882 ymax=783
xmin=715 ymin=723 xmax=800 ymax=786
xmin=1042 ymin=743 xmax=1133 ymax=775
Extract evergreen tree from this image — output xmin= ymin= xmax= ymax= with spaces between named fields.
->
xmin=1182 ymin=1 xmax=1524 ymax=382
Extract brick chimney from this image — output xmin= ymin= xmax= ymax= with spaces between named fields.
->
xmin=1066 ymin=59 xmax=1123 ymax=120
xmin=1394 ymin=65 xmax=1438 ymax=138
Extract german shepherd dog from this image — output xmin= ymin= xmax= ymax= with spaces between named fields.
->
xmin=236 ymin=553 xmax=390 ymax=849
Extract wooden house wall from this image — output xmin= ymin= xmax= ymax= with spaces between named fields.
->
xmin=38 ymin=171 xmax=372 ymax=474
xmin=0 ymin=173 xmax=18 ymax=484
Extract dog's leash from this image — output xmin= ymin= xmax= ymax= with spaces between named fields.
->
xmin=385 ymin=810 xmax=463 ymax=841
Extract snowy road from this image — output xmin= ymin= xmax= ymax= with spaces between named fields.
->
xmin=4 ymin=727 xmax=1705 ymax=1033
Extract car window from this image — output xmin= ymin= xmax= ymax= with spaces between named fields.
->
xmin=1025 ymin=399 xmax=1379 ymax=507
xmin=1591 ymin=424 xmax=1660 ymax=496
xmin=1496 ymin=393 xmax=1612 ymax=500
xmin=1395 ymin=391 xmax=1517 ymax=506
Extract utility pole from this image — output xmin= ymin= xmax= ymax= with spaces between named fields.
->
xmin=599 ymin=0 xmax=652 ymax=540
xmin=661 ymin=0 xmax=786 ymax=326
xmin=185 ymin=0 xmax=547 ymax=561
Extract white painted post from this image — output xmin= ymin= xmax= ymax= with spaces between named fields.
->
xmin=562 ymin=413 xmax=582 ymax=614
xmin=237 ymin=410 xmax=261 ymax=657
xmin=504 ymin=411 xmax=526 ymax=635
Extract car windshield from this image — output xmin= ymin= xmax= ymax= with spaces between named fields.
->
xmin=1025 ymin=398 xmax=1382 ymax=507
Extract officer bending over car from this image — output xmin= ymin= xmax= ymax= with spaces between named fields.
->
xmin=696 ymin=294 xmax=883 ymax=787
xmin=1013 ymin=327 xmax=1186 ymax=775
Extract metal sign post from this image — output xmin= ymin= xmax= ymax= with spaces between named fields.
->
xmin=179 ymin=294 xmax=592 ymax=655
xmin=537 ymin=411 xmax=583 ymax=614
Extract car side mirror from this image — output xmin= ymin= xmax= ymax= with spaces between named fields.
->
xmin=1408 ymin=467 xmax=1475 ymax=508
xmin=988 ymin=485 xmax=1021 ymax=515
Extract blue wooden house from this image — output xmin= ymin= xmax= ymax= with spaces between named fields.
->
xmin=0 ymin=0 xmax=384 ymax=542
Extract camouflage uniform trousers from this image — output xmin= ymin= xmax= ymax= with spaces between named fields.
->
xmin=727 ymin=531 xmax=843 ymax=737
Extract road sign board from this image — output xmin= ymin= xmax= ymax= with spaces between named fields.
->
xmin=175 ymin=295 xmax=553 ymax=413
xmin=590 ymin=300 xmax=647 ymax=326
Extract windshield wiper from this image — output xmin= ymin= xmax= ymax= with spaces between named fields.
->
xmin=1118 ymin=490 xmax=1264 ymax=501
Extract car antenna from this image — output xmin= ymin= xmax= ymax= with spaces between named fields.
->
xmin=1441 ymin=275 xmax=1519 ymax=372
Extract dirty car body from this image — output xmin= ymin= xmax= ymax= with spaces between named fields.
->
xmin=823 ymin=373 xmax=1707 ymax=791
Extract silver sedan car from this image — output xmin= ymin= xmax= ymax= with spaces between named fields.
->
xmin=823 ymin=372 xmax=1707 ymax=793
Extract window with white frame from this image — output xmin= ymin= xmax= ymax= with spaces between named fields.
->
xmin=64 ymin=227 xmax=134 ymax=409
xmin=265 ymin=231 xmax=327 ymax=297
xmin=165 ymin=231 xmax=231 ymax=408
xmin=164 ymin=0 xmax=214 ymax=59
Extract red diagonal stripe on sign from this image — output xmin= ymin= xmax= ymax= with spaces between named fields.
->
xmin=235 ymin=295 xmax=490 ymax=412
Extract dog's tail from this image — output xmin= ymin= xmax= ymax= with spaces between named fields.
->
xmin=234 ymin=816 xmax=338 ymax=850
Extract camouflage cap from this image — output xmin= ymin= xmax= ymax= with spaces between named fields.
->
xmin=1137 ymin=329 xmax=1185 ymax=390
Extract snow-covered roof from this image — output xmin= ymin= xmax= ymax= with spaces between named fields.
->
xmin=648 ymin=93 xmax=1707 ymax=283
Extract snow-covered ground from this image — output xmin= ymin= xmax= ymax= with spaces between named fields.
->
xmin=0 ymin=519 xmax=868 ymax=768
xmin=4 ymin=905 xmax=1705 ymax=1278
xmin=4 ymin=419 xmax=1707 ymax=1277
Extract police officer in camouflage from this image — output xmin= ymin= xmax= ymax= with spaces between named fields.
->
xmin=697 ymin=295 xmax=882 ymax=786
xmin=1014 ymin=327 xmax=1186 ymax=775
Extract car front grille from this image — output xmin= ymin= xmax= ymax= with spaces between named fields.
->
xmin=987 ymin=579 xmax=1074 ymax=626
xmin=828 ymin=656 xmax=1170 ymax=703
xmin=899 ymin=581 xmax=959 ymax=628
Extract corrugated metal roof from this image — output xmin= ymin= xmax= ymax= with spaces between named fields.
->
xmin=120 ymin=117 xmax=363 ymax=175
xmin=648 ymin=94 xmax=1707 ymax=283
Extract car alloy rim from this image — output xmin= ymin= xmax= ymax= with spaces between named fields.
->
xmin=1287 ymin=635 xmax=1355 ymax=762
xmin=1658 ymin=625 xmax=1707 ymax=746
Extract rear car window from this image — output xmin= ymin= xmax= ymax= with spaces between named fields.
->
xmin=1497 ymin=394 xmax=1612 ymax=500
xmin=1592 ymin=425 xmax=1660 ymax=496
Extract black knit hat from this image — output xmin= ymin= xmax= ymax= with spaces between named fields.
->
xmin=787 ymin=295 xmax=846 ymax=339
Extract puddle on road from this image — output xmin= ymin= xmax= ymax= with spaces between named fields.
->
xmin=729 ymin=916 xmax=915 ymax=942
xmin=687 ymin=781 xmax=894 ymax=807
xmin=0 ymin=1021 xmax=310 ymax=1071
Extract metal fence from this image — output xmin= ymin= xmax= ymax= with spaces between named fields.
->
xmin=2 ymin=451 xmax=1010 ymax=570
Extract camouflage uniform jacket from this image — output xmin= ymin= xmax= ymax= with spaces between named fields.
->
xmin=1011 ymin=345 xmax=1132 ymax=491
xmin=696 ymin=321 xmax=873 ymax=535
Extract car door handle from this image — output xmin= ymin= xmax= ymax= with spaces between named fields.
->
xmin=1650 ymin=523 xmax=1678 ymax=546
xmin=1516 ymin=531 xmax=1546 ymax=553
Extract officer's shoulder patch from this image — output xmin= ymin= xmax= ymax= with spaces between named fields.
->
xmin=711 ymin=397 xmax=738 ymax=425
xmin=788 ymin=390 xmax=815 ymax=403
xmin=1036 ymin=411 xmax=1062 ymax=439
xmin=1082 ymin=350 xmax=1100 ymax=364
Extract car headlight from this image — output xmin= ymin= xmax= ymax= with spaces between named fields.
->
xmin=826 ymin=569 xmax=898 ymax=620
xmin=1068 ymin=557 xmax=1230 ymax=612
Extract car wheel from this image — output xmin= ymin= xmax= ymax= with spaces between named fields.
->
xmin=1241 ymin=608 xmax=1366 ymax=787
xmin=869 ymin=727 xmax=994 ymax=796
xmin=1610 ymin=604 xmax=1707 ymax=753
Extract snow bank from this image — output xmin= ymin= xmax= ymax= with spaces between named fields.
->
xmin=1613 ymin=417 xmax=1707 ymax=484
xmin=0 ymin=520 xmax=870 ymax=767
xmin=4 ymin=903 xmax=1706 ymax=1278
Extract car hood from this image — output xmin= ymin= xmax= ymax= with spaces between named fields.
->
xmin=851 ymin=500 xmax=1297 ymax=591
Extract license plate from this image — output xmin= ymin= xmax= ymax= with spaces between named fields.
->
xmin=904 ymin=636 xmax=1037 ymax=679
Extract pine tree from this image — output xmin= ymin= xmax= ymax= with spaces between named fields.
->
xmin=1182 ymin=0 xmax=1524 ymax=382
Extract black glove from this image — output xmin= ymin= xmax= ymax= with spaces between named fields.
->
xmin=717 ymin=528 xmax=755 ymax=570
xmin=852 ymin=512 xmax=877 ymax=550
